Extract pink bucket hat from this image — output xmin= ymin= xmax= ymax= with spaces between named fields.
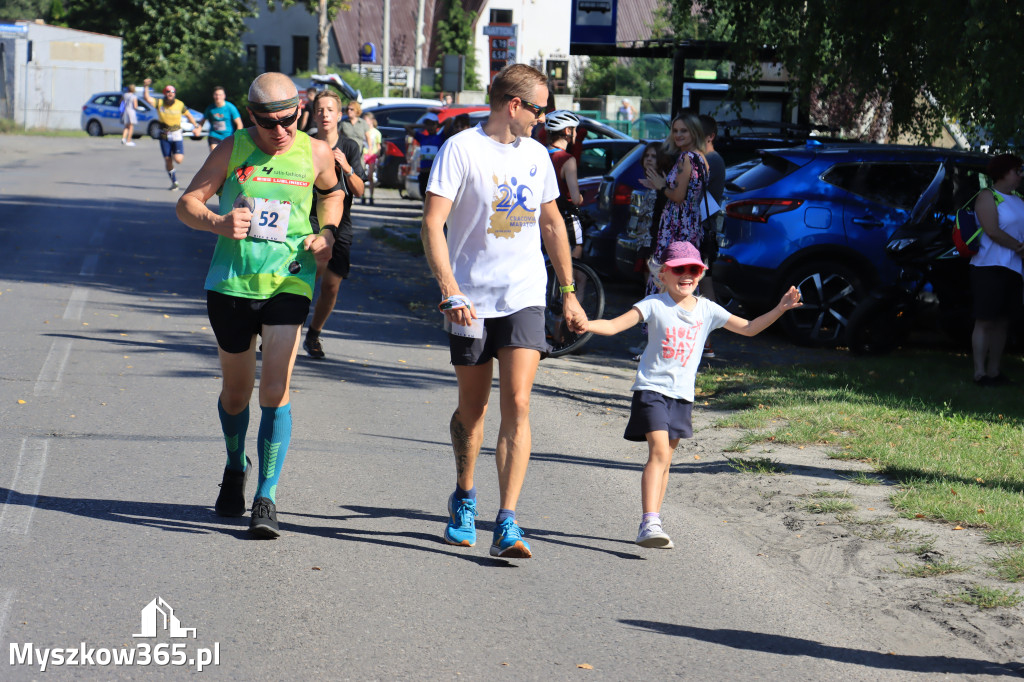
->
xmin=662 ymin=241 xmax=705 ymax=269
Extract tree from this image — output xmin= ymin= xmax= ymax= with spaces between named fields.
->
xmin=0 ymin=0 xmax=61 ymax=23
xmin=434 ymin=0 xmax=479 ymax=91
xmin=673 ymin=0 xmax=1024 ymax=145
xmin=61 ymin=0 xmax=253 ymax=85
xmin=265 ymin=0 xmax=350 ymax=75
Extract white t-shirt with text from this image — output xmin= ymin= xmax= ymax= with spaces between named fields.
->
xmin=631 ymin=293 xmax=732 ymax=401
xmin=426 ymin=124 xmax=560 ymax=317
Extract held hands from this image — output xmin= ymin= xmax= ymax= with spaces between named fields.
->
xmin=778 ymin=286 xmax=803 ymax=311
xmin=562 ymin=294 xmax=588 ymax=333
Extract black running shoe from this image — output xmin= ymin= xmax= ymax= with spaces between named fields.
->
xmin=214 ymin=456 xmax=252 ymax=517
xmin=249 ymin=497 xmax=280 ymax=538
xmin=303 ymin=334 xmax=325 ymax=359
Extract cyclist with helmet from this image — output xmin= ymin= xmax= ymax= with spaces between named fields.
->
xmin=545 ymin=110 xmax=584 ymax=258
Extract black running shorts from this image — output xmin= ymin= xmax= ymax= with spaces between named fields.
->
xmin=448 ymin=306 xmax=549 ymax=366
xmin=624 ymin=389 xmax=694 ymax=442
xmin=207 ymin=290 xmax=310 ymax=353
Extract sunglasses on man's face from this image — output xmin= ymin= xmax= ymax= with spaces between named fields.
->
xmin=250 ymin=108 xmax=300 ymax=130
xmin=668 ymin=264 xmax=704 ymax=276
xmin=503 ymin=94 xmax=544 ymax=119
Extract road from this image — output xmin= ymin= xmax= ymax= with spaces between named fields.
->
xmin=0 ymin=134 xmax=1020 ymax=680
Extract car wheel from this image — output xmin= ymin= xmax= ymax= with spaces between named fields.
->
xmin=779 ymin=262 xmax=864 ymax=347
xmin=86 ymin=120 xmax=103 ymax=137
xmin=148 ymin=121 xmax=161 ymax=139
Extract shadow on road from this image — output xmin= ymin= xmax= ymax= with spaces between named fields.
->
xmin=619 ymin=620 xmax=1024 ymax=677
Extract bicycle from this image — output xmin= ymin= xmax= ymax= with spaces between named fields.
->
xmin=544 ymin=258 xmax=605 ymax=357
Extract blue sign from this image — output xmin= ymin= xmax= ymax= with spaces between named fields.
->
xmin=0 ymin=24 xmax=29 ymax=36
xmin=360 ymin=42 xmax=376 ymax=63
xmin=570 ymin=0 xmax=617 ymax=46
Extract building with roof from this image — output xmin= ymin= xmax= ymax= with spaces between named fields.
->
xmin=0 ymin=20 xmax=122 ymax=129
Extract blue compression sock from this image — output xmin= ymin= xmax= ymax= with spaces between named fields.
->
xmin=217 ymin=400 xmax=249 ymax=472
xmin=496 ymin=508 xmax=515 ymax=525
xmin=255 ymin=404 xmax=292 ymax=503
xmin=455 ymin=485 xmax=476 ymax=501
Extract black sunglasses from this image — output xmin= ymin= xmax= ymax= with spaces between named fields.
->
xmin=503 ymin=93 xmax=544 ymax=119
xmin=250 ymin=108 xmax=300 ymax=129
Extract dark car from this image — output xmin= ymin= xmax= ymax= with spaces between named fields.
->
xmin=363 ymin=103 xmax=442 ymax=188
xmin=580 ymin=121 xmax=845 ymax=278
xmin=712 ymin=143 xmax=990 ymax=346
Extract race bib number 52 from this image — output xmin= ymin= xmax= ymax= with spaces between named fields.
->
xmin=247 ymin=198 xmax=291 ymax=242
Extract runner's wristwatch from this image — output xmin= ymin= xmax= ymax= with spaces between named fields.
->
xmin=319 ymin=225 xmax=338 ymax=239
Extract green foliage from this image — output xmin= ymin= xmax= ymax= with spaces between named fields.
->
xmin=61 ymin=0 xmax=254 ymax=86
xmin=687 ymin=0 xmax=1024 ymax=145
xmin=434 ymin=0 xmax=480 ymax=91
xmin=0 ymin=0 xmax=49 ymax=22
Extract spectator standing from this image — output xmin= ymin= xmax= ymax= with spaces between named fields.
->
xmin=640 ymin=111 xmax=708 ymax=298
xmin=698 ymin=113 xmax=726 ymax=358
xmin=971 ymin=154 xmax=1024 ymax=386
xmin=361 ymin=111 xmax=381 ymax=205
xmin=119 ymin=84 xmax=140 ymax=146
xmin=410 ymin=113 xmax=443 ymax=200
xmin=340 ymin=100 xmax=371 ymax=153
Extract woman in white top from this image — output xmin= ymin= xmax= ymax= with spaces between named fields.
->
xmin=970 ymin=154 xmax=1024 ymax=386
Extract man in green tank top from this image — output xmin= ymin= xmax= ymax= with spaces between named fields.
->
xmin=176 ymin=72 xmax=344 ymax=539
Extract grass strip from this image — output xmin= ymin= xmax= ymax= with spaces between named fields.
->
xmin=699 ymin=349 xmax=1024 ymax=544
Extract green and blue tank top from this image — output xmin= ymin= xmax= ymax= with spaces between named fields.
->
xmin=204 ymin=130 xmax=317 ymax=299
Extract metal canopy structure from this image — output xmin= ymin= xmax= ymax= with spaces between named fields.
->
xmin=570 ymin=39 xmax=777 ymax=117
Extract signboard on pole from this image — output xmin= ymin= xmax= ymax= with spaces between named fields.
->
xmin=569 ymin=0 xmax=617 ymax=50
xmin=486 ymin=23 xmax=518 ymax=84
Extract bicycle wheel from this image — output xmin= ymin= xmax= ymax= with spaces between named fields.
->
xmin=545 ymin=260 xmax=606 ymax=357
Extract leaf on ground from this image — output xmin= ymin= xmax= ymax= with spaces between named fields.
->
xmin=953 ymin=526 xmax=964 ymax=530
xmin=577 ymin=663 xmax=594 ymax=669
xmin=17 ymin=399 xmax=26 ymax=404
xmin=311 ymin=566 xmax=321 ymax=571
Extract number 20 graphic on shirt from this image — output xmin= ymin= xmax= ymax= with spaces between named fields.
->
xmin=247 ymin=198 xmax=291 ymax=242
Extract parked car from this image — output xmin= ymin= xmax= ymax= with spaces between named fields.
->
xmin=614 ymin=158 xmax=760 ymax=280
xmin=81 ymin=91 xmax=206 ymax=139
xmin=712 ymin=143 xmax=990 ymax=346
xmin=581 ymin=122 xmax=844 ymax=278
xmin=364 ymin=103 xmax=443 ymax=188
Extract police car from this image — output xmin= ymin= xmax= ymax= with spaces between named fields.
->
xmin=81 ymin=91 xmax=207 ymax=139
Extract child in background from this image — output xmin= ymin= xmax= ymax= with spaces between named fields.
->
xmin=583 ymin=241 xmax=802 ymax=548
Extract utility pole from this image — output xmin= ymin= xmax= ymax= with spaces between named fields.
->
xmin=382 ymin=0 xmax=391 ymax=98
xmin=413 ymin=0 xmax=426 ymax=97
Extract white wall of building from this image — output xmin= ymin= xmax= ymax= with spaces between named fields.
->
xmin=473 ymin=0 xmax=572 ymax=90
xmin=1 ymin=21 xmax=121 ymax=129
xmin=242 ymin=0 xmax=341 ymax=75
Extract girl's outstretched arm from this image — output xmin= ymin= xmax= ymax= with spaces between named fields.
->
xmin=724 ymin=286 xmax=802 ymax=337
xmin=584 ymin=307 xmax=643 ymax=336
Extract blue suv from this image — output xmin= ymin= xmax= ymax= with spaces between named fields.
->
xmin=713 ymin=143 xmax=990 ymax=346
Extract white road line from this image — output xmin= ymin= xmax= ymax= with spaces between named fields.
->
xmin=79 ymin=253 xmax=99 ymax=277
xmin=34 ymin=339 xmax=72 ymax=395
xmin=0 ymin=438 xmax=48 ymax=535
xmin=0 ymin=589 xmax=13 ymax=643
xmin=89 ymin=230 xmax=105 ymax=247
xmin=63 ymin=287 xmax=89 ymax=320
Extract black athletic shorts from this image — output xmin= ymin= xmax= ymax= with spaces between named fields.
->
xmin=971 ymin=265 xmax=1023 ymax=321
xmin=624 ymin=389 xmax=694 ymax=442
xmin=326 ymin=228 xmax=353 ymax=279
xmin=207 ymin=290 xmax=310 ymax=353
xmin=448 ymin=306 xmax=549 ymax=365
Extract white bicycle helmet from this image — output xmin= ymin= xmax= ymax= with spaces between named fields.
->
xmin=545 ymin=110 xmax=580 ymax=132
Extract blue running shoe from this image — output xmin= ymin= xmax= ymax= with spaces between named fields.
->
xmin=444 ymin=493 xmax=477 ymax=547
xmin=490 ymin=517 xmax=532 ymax=558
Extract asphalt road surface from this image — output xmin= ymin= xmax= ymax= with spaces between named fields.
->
xmin=0 ymin=135 xmax=1019 ymax=680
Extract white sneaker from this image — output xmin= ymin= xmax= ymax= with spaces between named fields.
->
xmin=125 ymin=141 xmax=136 ymax=147
xmin=120 ymin=139 xmax=126 ymax=145
xmin=636 ymin=519 xmax=673 ymax=548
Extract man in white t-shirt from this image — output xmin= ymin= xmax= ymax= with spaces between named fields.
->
xmin=422 ymin=63 xmax=586 ymax=559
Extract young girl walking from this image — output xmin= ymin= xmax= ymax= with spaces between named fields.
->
xmin=583 ymin=241 xmax=802 ymax=548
